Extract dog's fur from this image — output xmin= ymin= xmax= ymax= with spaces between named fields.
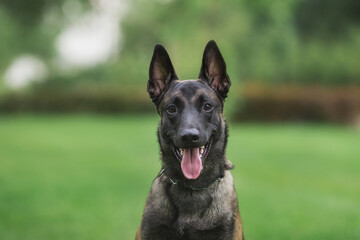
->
xmin=136 ymin=40 xmax=243 ymax=240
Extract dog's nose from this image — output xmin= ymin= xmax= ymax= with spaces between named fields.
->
xmin=180 ymin=128 xmax=200 ymax=145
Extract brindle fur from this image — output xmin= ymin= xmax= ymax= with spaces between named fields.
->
xmin=136 ymin=40 xmax=243 ymax=240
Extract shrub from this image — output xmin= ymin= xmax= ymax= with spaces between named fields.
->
xmin=232 ymin=83 xmax=360 ymax=124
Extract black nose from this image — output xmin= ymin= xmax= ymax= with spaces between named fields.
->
xmin=180 ymin=128 xmax=200 ymax=145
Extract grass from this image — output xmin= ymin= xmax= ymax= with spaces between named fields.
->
xmin=0 ymin=114 xmax=359 ymax=240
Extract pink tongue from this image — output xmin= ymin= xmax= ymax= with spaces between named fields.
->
xmin=181 ymin=148 xmax=202 ymax=179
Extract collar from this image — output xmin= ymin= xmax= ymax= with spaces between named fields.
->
xmin=157 ymin=169 xmax=224 ymax=191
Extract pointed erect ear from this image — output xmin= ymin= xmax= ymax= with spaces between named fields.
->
xmin=147 ymin=44 xmax=178 ymax=104
xmin=199 ymin=40 xmax=231 ymax=100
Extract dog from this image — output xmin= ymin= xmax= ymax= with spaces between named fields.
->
xmin=136 ymin=40 xmax=243 ymax=240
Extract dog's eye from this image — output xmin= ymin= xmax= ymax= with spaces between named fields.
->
xmin=203 ymin=103 xmax=213 ymax=111
xmin=166 ymin=105 xmax=177 ymax=114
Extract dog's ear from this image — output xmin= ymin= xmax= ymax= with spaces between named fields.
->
xmin=199 ymin=40 xmax=231 ymax=100
xmin=147 ymin=44 xmax=178 ymax=104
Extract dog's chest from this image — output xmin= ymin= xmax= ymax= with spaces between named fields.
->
xmin=170 ymin=186 xmax=233 ymax=231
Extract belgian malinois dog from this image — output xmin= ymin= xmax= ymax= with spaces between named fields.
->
xmin=136 ymin=40 xmax=243 ymax=240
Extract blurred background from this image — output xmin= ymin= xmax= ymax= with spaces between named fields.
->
xmin=0 ymin=0 xmax=359 ymax=239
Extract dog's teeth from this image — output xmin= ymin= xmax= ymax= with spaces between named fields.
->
xmin=200 ymin=148 xmax=204 ymax=154
xmin=180 ymin=149 xmax=184 ymax=155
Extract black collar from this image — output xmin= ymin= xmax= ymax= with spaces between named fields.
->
xmin=157 ymin=169 xmax=224 ymax=191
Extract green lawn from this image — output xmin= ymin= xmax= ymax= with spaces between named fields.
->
xmin=0 ymin=115 xmax=359 ymax=240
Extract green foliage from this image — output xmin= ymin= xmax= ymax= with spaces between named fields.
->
xmin=117 ymin=0 xmax=360 ymax=85
xmin=295 ymin=0 xmax=360 ymax=39
xmin=1 ymin=0 xmax=360 ymax=111
xmin=0 ymin=115 xmax=359 ymax=239
xmin=0 ymin=0 xmax=90 ymax=72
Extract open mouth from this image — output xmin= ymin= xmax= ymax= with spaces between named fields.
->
xmin=174 ymin=139 xmax=212 ymax=180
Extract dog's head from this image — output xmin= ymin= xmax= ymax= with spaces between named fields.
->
xmin=147 ymin=40 xmax=232 ymax=182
